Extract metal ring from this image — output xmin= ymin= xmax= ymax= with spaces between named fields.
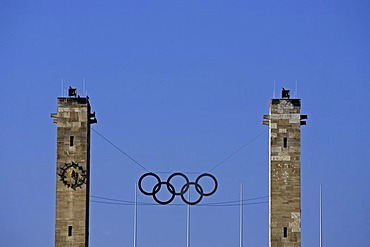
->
xmin=195 ymin=173 xmax=218 ymax=196
xmin=166 ymin=172 xmax=190 ymax=195
xmin=180 ymin=182 xmax=203 ymax=205
xmin=152 ymin=182 xmax=176 ymax=205
xmin=138 ymin=172 xmax=161 ymax=196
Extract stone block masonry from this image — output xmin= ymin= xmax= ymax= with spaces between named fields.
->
xmin=51 ymin=95 xmax=97 ymax=247
xmin=263 ymin=91 xmax=307 ymax=247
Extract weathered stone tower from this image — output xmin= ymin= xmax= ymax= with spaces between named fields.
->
xmin=51 ymin=88 xmax=97 ymax=247
xmin=263 ymin=89 xmax=307 ymax=247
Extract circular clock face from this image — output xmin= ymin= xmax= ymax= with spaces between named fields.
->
xmin=59 ymin=162 xmax=87 ymax=190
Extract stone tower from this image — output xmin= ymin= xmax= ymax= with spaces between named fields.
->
xmin=51 ymin=88 xmax=97 ymax=247
xmin=263 ymin=89 xmax=307 ymax=247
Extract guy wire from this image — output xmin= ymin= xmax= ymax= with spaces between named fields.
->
xmin=91 ymin=127 xmax=267 ymax=174
xmin=208 ymin=129 xmax=267 ymax=172
xmin=91 ymin=128 xmax=150 ymax=172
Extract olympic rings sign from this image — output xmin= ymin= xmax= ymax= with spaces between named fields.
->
xmin=138 ymin=172 xmax=218 ymax=205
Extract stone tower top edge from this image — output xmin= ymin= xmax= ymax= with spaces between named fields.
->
xmin=271 ymin=88 xmax=301 ymax=101
xmin=263 ymin=88 xmax=307 ymax=126
xmin=57 ymin=96 xmax=91 ymax=106
xmin=57 ymin=86 xmax=91 ymax=104
xmin=271 ymin=98 xmax=301 ymax=106
xmin=51 ymin=86 xmax=97 ymax=124
xmin=270 ymin=88 xmax=302 ymax=111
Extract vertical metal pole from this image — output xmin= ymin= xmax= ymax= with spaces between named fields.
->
xmin=240 ymin=183 xmax=243 ymax=247
xmin=295 ymin=80 xmax=298 ymax=98
xmin=186 ymin=190 xmax=190 ymax=247
xmin=61 ymin=78 xmax=64 ymax=96
xmin=320 ymin=185 xmax=323 ymax=247
xmin=134 ymin=183 xmax=137 ymax=247
xmin=83 ymin=78 xmax=86 ymax=96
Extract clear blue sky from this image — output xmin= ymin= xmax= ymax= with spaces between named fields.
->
xmin=1 ymin=0 xmax=369 ymax=246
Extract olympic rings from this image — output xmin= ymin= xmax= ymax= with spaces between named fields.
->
xmin=138 ymin=172 xmax=218 ymax=205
